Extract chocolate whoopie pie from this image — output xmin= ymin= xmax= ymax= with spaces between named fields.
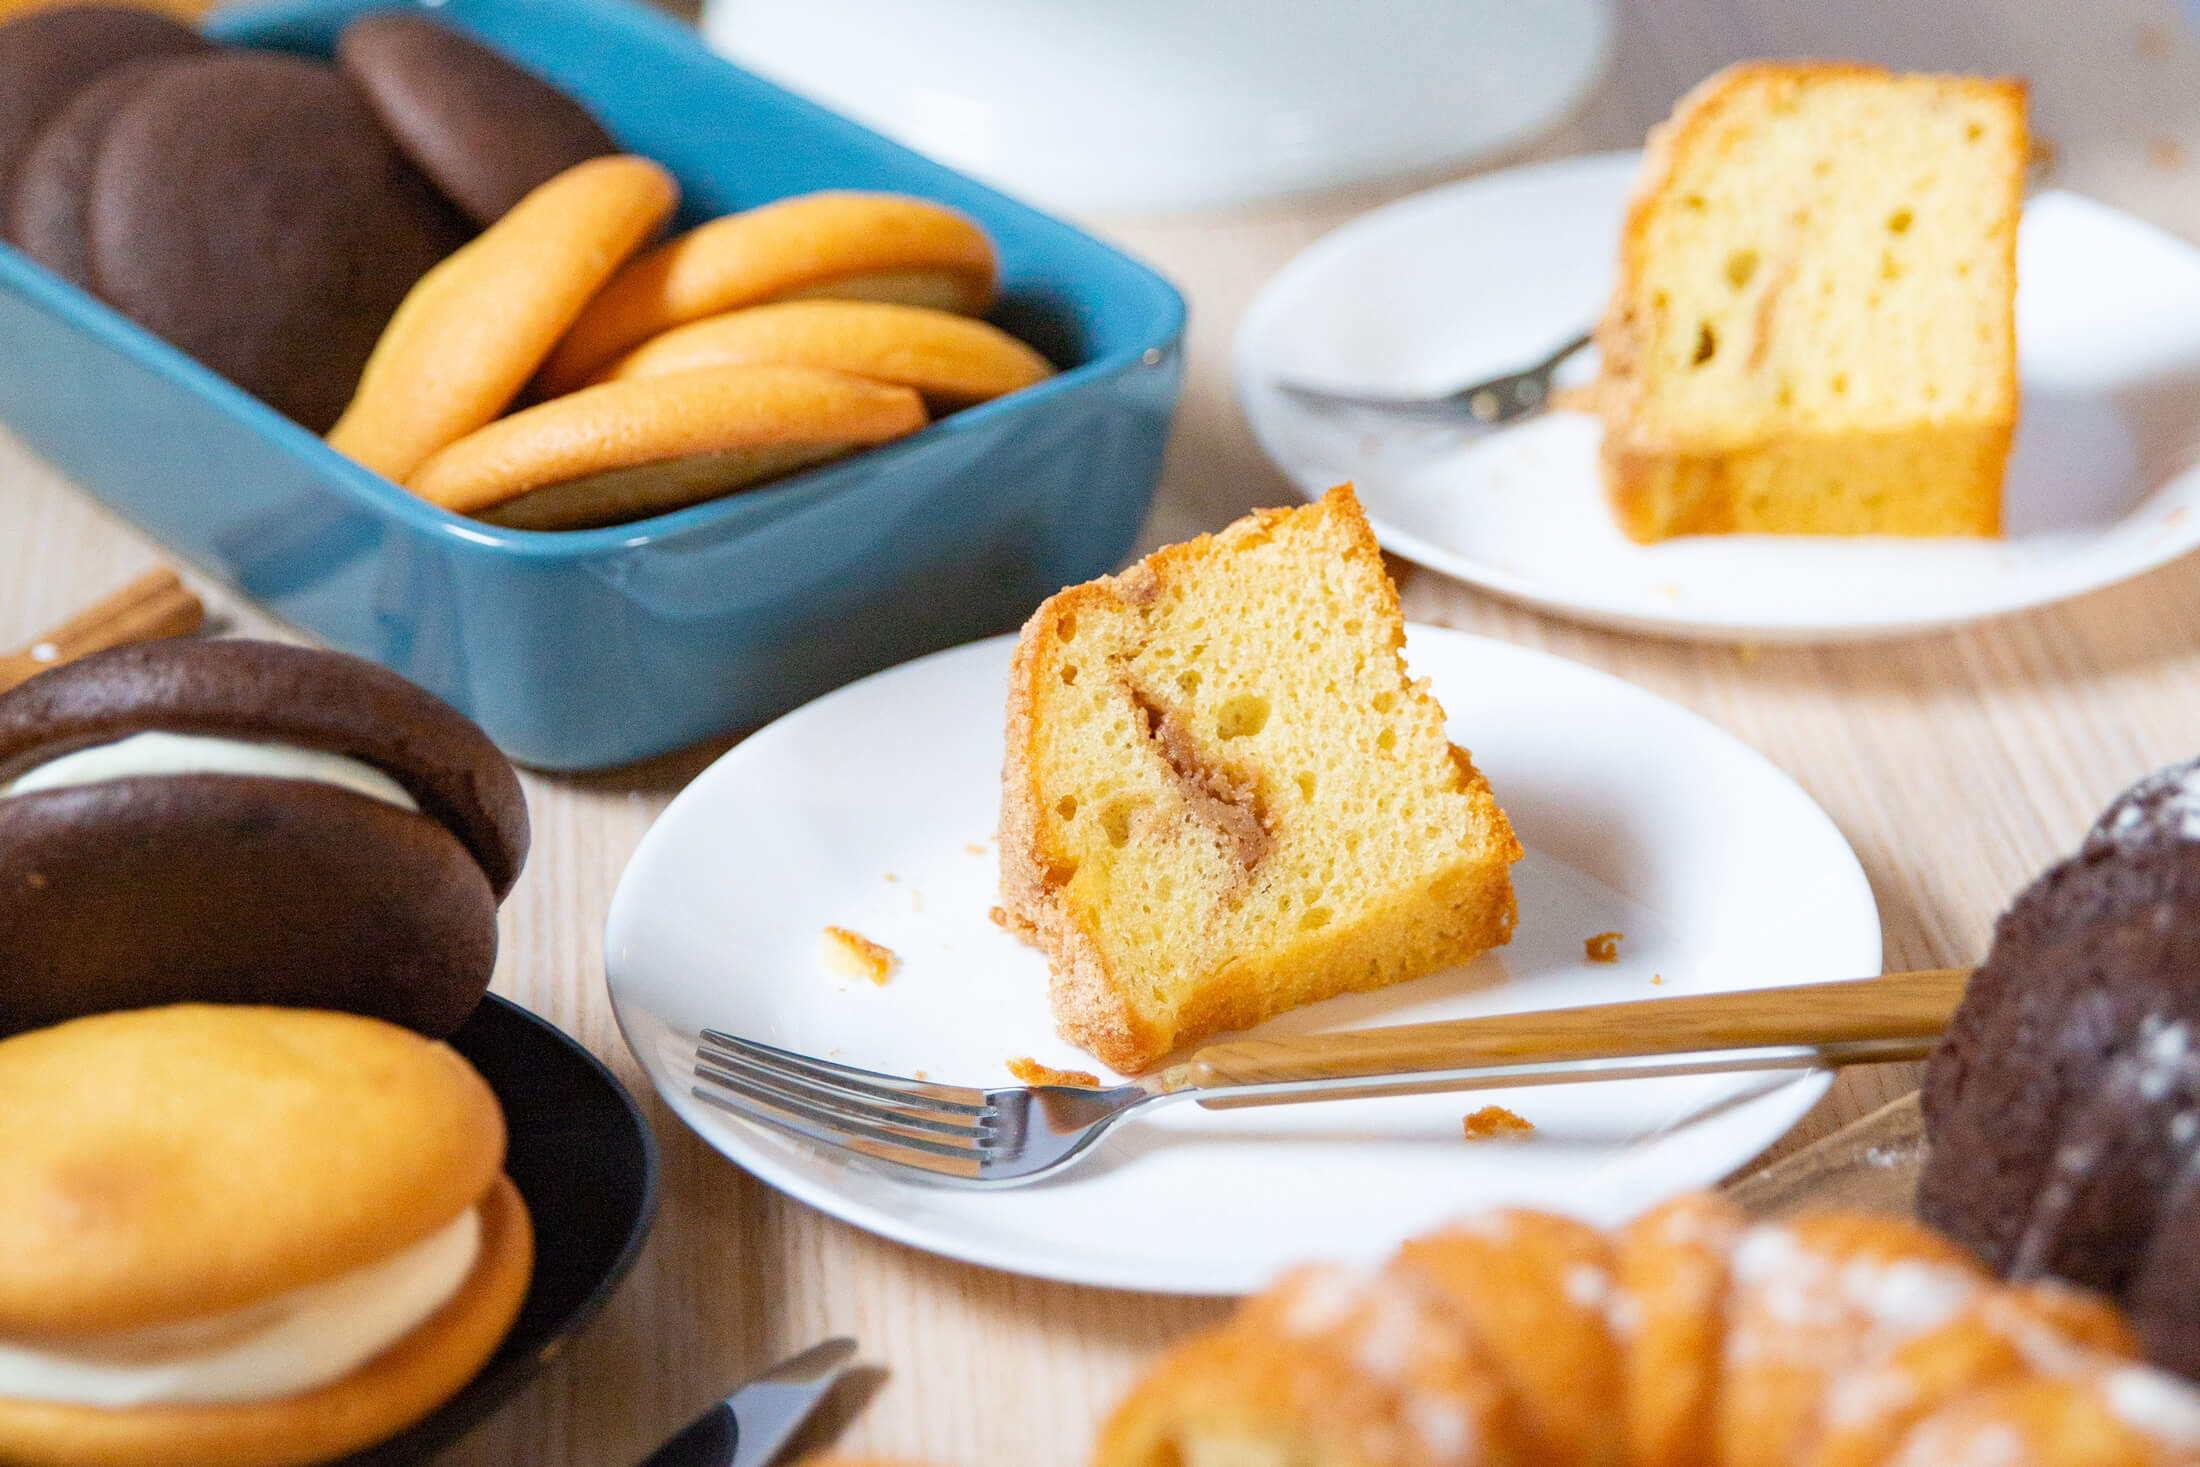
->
xmin=0 ymin=640 xmax=527 ymax=1038
xmin=0 ymin=4 xmax=205 ymax=223
xmin=86 ymin=51 xmax=468 ymax=431
xmin=338 ymin=11 xmax=617 ymax=227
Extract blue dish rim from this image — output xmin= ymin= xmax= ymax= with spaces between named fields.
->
xmin=0 ymin=0 xmax=1187 ymax=561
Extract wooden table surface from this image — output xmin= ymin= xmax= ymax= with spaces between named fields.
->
xmin=8 ymin=0 xmax=2200 ymax=1462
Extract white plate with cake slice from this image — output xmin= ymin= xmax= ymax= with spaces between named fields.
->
xmin=604 ymin=625 xmax=1880 ymax=1294
xmin=1235 ymin=152 xmax=2200 ymax=642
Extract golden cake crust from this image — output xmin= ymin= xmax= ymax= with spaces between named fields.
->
xmin=0 ymin=1005 xmax=505 ymax=1335
xmin=0 ymin=1173 xmax=532 ymax=1467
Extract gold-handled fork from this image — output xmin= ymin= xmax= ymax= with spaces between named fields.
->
xmin=691 ymin=968 xmax=1969 ymax=1187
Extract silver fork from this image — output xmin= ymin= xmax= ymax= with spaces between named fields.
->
xmin=690 ymin=969 xmax=1967 ymax=1187
xmin=1272 ymin=329 xmax=1594 ymax=425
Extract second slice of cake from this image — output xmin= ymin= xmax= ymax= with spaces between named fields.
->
xmin=999 ymin=487 xmax=1521 ymax=1075
xmin=1597 ymin=62 xmax=2027 ymax=541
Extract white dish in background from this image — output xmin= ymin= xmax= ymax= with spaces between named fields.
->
xmin=1235 ymin=152 xmax=2200 ymax=642
xmin=702 ymin=0 xmax=1613 ymax=213
xmin=605 ymin=627 xmax=1880 ymax=1295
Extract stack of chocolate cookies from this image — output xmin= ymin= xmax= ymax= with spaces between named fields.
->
xmin=0 ymin=5 xmax=615 ymax=429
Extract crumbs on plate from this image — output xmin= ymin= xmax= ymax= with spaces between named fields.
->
xmin=1007 ymin=1056 xmax=1102 ymax=1088
xmin=1462 ymin=1105 xmax=1536 ymax=1141
xmin=820 ymin=925 xmax=898 ymax=985
xmin=1584 ymin=931 xmax=1623 ymax=963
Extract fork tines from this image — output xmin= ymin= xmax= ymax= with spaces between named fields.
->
xmin=693 ymin=1030 xmax=998 ymax=1179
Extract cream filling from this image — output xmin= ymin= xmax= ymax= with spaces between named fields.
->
xmin=2 ymin=731 xmax=417 ymax=812
xmin=0 ymin=1207 xmax=480 ymax=1407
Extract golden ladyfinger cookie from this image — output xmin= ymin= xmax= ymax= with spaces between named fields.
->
xmin=534 ymin=191 xmax=997 ymax=395
xmin=406 ymin=363 xmax=926 ymax=531
xmin=591 ymin=299 xmax=1052 ymax=410
xmin=326 ymin=154 xmax=678 ymax=484
xmin=0 ymin=1175 xmax=532 ymax=1467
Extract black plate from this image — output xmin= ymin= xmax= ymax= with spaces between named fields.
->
xmin=335 ymin=995 xmax=659 ymax=1467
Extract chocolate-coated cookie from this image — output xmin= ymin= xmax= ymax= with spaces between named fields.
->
xmin=0 ymin=4 xmax=205 ymax=219
xmin=0 ymin=776 xmax=498 ymax=1038
xmin=0 ymin=638 xmax=528 ymax=896
xmin=338 ymin=11 xmax=616 ymax=227
xmin=0 ymin=639 xmax=529 ymax=1038
xmin=8 ymin=55 xmax=187 ymax=286
xmin=86 ymin=52 xmax=468 ymax=430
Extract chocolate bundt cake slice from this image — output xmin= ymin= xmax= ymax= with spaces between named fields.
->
xmin=1920 ymin=755 xmax=2200 ymax=1374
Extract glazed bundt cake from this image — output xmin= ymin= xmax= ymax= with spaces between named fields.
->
xmin=1596 ymin=62 xmax=2026 ymax=542
xmin=1921 ymin=756 xmax=2200 ymax=1379
xmin=1097 ymin=1192 xmax=2200 ymax=1467
xmin=998 ymin=487 xmax=1522 ymax=1075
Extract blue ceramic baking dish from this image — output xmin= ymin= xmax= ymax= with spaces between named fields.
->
xmin=0 ymin=0 xmax=1183 ymax=769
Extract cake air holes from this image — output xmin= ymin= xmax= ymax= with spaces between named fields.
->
xmin=1693 ymin=322 xmax=1718 ymax=366
xmin=1296 ymin=771 xmax=1317 ymax=801
xmin=1376 ymin=728 xmax=1397 ymax=752
xmin=1057 ymin=612 xmax=1078 ymax=641
xmin=1060 ymin=664 xmax=1079 ymax=685
xmin=1101 ymin=799 xmax=1138 ymax=847
xmin=1057 ymin=795 xmax=1079 ymax=820
xmin=1888 ymin=206 xmax=1914 ymax=234
xmin=1216 ymin=693 xmax=1270 ymax=740
xmin=1300 ymin=906 xmax=1333 ymax=930
xmin=1725 ymin=249 xmax=1759 ymax=288
xmin=1177 ymin=670 xmax=1201 ymax=695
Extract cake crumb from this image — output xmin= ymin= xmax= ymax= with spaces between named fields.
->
xmin=1652 ymin=973 xmax=1664 ymax=985
xmin=2153 ymin=137 xmax=2189 ymax=171
xmin=1007 ymin=1056 xmax=1102 ymax=1088
xmin=989 ymin=906 xmax=1009 ymax=928
xmin=1462 ymin=1105 xmax=1536 ymax=1141
xmin=820 ymin=926 xmax=898 ymax=985
xmin=884 ymin=872 xmax=899 ymax=883
xmin=966 ymin=841 xmax=987 ymax=854
xmin=1585 ymin=931 xmax=1623 ymax=963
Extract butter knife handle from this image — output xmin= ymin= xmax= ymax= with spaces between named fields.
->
xmin=1187 ymin=969 xmax=1971 ymax=1091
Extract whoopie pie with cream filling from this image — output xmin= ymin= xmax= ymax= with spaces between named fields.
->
xmin=0 ymin=1004 xmax=532 ymax=1467
xmin=0 ymin=639 xmax=527 ymax=1038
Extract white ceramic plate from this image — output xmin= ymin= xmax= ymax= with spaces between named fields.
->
xmin=606 ymin=627 xmax=1879 ymax=1293
xmin=1235 ymin=153 xmax=2200 ymax=642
